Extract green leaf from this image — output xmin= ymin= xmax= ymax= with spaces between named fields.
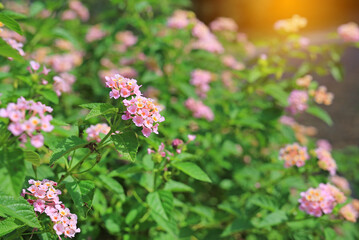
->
xmin=256 ymin=210 xmax=287 ymax=228
xmin=111 ymin=130 xmax=138 ymax=162
xmin=0 ymin=217 xmax=24 ymax=237
xmin=99 ymin=175 xmax=126 ymax=201
xmin=49 ymin=136 xmax=88 ymax=166
xmin=172 ymin=162 xmax=212 ymax=183
xmin=150 ymin=210 xmax=178 ymax=238
xmin=0 ymin=148 xmax=25 ymax=196
xmin=65 ymin=180 xmax=95 ymax=218
xmin=164 ymin=180 xmax=194 ymax=192
xmin=330 ymin=63 xmax=343 ymax=82
xmin=38 ymin=90 xmax=59 ymax=104
xmin=79 ymin=103 xmax=117 ymax=120
xmin=29 ymin=2 xmax=45 ymax=17
xmin=262 ymin=84 xmax=289 ymax=106
xmin=0 ymin=192 xmax=41 ymax=228
xmin=24 ymin=151 xmax=40 ymax=166
xmin=0 ymin=38 xmax=23 ymax=62
xmin=0 ymin=13 xmax=22 ymax=35
xmin=146 ymin=191 xmax=173 ymax=221
xmin=306 ymin=106 xmax=333 ymax=126
xmin=250 ymin=194 xmax=278 ymax=211
xmin=324 ymin=227 xmax=336 ymax=240
xmin=221 ymin=216 xmax=253 ymax=237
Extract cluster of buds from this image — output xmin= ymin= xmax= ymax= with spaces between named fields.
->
xmin=22 ymin=179 xmax=80 ymax=238
xmin=85 ymin=123 xmax=111 ymax=142
xmin=315 ymin=147 xmax=337 ymax=175
xmin=337 ymin=22 xmax=359 ymax=42
xmin=190 ymin=69 xmax=212 ymax=98
xmin=105 ymin=74 xmax=141 ymax=99
xmin=286 ymin=90 xmax=308 ymax=114
xmin=340 ymin=203 xmax=359 ymax=222
xmin=310 ymin=86 xmax=334 ymax=106
xmin=0 ymin=97 xmax=54 ymax=148
xmin=296 ymin=75 xmax=312 ymax=88
xmin=299 ymin=183 xmax=346 ymax=217
xmin=274 ymin=15 xmax=307 ymax=33
xmin=279 ymin=143 xmax=309 ymax=168
xmin=185 ymin=98 xmax=214 ymax=121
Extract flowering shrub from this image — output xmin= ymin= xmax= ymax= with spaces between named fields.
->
xmin=0 ymin=1 xmax=359 ymax=239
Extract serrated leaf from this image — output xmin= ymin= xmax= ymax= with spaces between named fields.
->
xmin=0 ymin=13 xmax=22 ymax=35
xmin=65 ymin=180 xmax=95 ymax=218
xmin=0 ymin=192 xmax=41 ymax=228
xmin=0 ymin=217 xmax=24 ymax=237
xmin=99 ymin=175 xmax=126 ymax=201
xmin=164 ymin=180 xmax=194 ymax=192
xmin=172 ymin=162 xmax=212 ymax=183
xmin=24 ymin=151 xmax=40 ymax=166
xmin=0 ymin=148 xmax=25 ymax=196
xmin=80 ymin=103 xmax=117 ymax=120
xmin=306 ymin=106 xmax=333 ymax=126
xmin=0 ymin=38 xmax=23 ymax=62
xmin=256 ymin=210 xmax=287 ymax=228
xmin=111 ymin=130 xmax=138 ymax=162
xmin=221 ymin=216 xmax=253 ymax=237
xmin=146 ymin=191 xmax=173 ymax=221
xmin=49 ymin=136 xmax=88 ymax=165
xmin=38 ymin=90 xmax=59 ymax=104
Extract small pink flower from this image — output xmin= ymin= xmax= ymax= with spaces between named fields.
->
xmin=188 ymin=134 xmax=196 ymax=142
xmin=30 ymin=61 xmax=40 ymax=71
xmin=31 ymin=134 xmax=44 ymax=148
xmin=142 ymin=127 xmax=152 ymax=137
xmin=53 ymin=223 xmax=65 ymax=236
xmin=133 ymin=116 xmax=144 ymax=127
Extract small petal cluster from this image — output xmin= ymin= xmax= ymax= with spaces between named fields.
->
xmin=210 ymin=17 xmax=238 ymax=32
xmin=115 ymin=31 xmax=137 ymax=52
xmin=337 ymin=22 xmax=359 ymax=42
xmin=222 ymin=55 xmax=245 ymax=70
xmin=22 ymin=179 xmax=80 ymax=238
xmin=86 ymin=123 xmax=110 ymax=142
xmin=287 ymin=90 xmax=308 ymax=114
xmin=340 ymin=203 xmax=359 ymax=222
xmin=279 ymin=143 xmax=309 ymax=168
xmin=315 ymin=147 xmax=337 ymax=175
xmin=316 ymin=139 xmax=332 ymax=151
xmin=310 ymin=86 xmax=334 ymax=106
xmin=192 ymin=20 xmax=224 ymax=54
xmin=46 ymin=51 xmax=83 ymax=73
xmin=167 ymin=10 xmax=191 ymax=29
xmin=62 ymin=0 xmax=89 ymax=21
xmin=122 ymin=96 xmax=164 ymax=137
xmin=298 ymin=183 xmax=345 ymax=217
xmin=296 ymin=75 xmax=312 ymax=88
xmin=330 ymin=175 xmax=351 ymax=194
xmin=190 ymin=69 xmax=212 ymax=98
xmin=53 ymin=73 xmax=76 ymax=96
xmin=86 ymin=25 xmax=106 ymax=43
xmin=279 ymin=115 xmax=296 ymax=127
xmin=185 ymin=98 xmax=214 ymax=121
xmin=0 ymin=97 xmax=54 ymax=148
xmin=274 ymin=15 xmax=307 ymax=33
xmin=105 ymin=74 xmax=141 ymax=99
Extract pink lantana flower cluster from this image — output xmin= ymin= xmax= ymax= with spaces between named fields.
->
xmin=315 ymin=147 xmax=337 ymax=176
xmin=331 ymin=175 xmax=351 ymax=195
xmin=299 ymin=183 xmax=346 ymax=217
xmin=0 ymin=97 xmax=54 ymax=148
xmin=85 ymin=123 xmax=111 ymax=142
xmin=185 ymin=98 xmax=214 ymax=121
xmin=296 ymin=75 xmax=312 ymax=88
xmin=221 ymin=55 xmax=245 ymax=71
xmin=190 ymin=69 xmax=212 ymax=98
xmin=192 ymin=20 xmax=224 ymax=54
xmin=122 ymin=96 xmax=164 ymax=137
xmin=286 ymin=90 xmax=308 ymax=114
xmin=309 ymin=86 xmax=334 ymax=106
xmin=337 ymin=22 xmax=359 ymax=42
xmin=106 ymin=74 xmax=164 ymax=137
xmin=62 ymin=0 xmax=89 ymax=21
xmin=53 ymin=73 xmax=76 ymax=96
xmin=274 ymin=15 xmax=307 ymax=33
xmin=22 ymin=179 xmax=80 ymax=238
xmin=340 ymin=203 xmax=359 ymax=222
xmin=279 ymin=143 xmax=309 ymax=168
xmin=167 ymin=10 xmax=191 ymax=29
xmin=86 ymin=25 xmax=107 ymax=43
xmin=115 ymin=31 xmax=138 ymax=53
xmin=210 ymin=17 xmax=238 ymax=32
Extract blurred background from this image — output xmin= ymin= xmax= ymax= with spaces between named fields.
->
xmin=193 ymin=0 xmax=359 ymax=148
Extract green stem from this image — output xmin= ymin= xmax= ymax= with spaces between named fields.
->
xmin=58 ymin=151 xmax=92 ymax=184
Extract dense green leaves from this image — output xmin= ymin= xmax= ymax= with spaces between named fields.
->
xmin=0 ymin=192 xmax=41 ymax=228
xmin=0 ymin=148 xmax=25 ymax=196
xmin=99 ymin=175 xmax=126 ymax=201
xmin=79 ymin=103 xmax=117 ymax=120
xmin=111 ymin=130 xmax=138 ymax=162
xmin=65 ymin=180 xmax=95 ymax=218
xmin=172 ymin=162 xmax=212 ymax=182
xmin=0 ymin=217 xmax=24 ymax=237
xmin=49 ymin=136 xmax=88 ymax=165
